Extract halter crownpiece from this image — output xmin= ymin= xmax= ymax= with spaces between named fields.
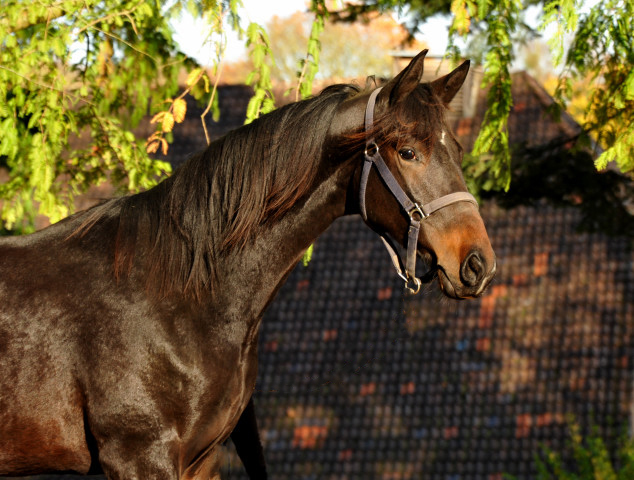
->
xmin=359 ymin=87 xmax=479 ymax=294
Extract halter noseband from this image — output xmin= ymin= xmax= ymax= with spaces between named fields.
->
xmin=359 ymin=87 xmax=479 ymax=294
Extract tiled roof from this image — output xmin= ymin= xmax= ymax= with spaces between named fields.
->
xmin=455 ymin=70 xmax=582 ymax=151
xmin=215 ymin=200 xmax=633 ymax=479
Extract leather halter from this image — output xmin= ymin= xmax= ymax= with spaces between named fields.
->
xmin=359 ymin=87 xmax=479 ymax=294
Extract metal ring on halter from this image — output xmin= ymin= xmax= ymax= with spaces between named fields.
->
xmin=406 ymin=276 xmax=422 ymax=295
xmin=408 ymin=204 xmax=425 ymax=222
xmin=365 ymin=142 xmax=379 ymax=158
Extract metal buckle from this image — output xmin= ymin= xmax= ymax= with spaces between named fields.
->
xmin=408 ymin=203 xmax=425 ymax=222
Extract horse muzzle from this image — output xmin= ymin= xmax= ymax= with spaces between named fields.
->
xmin=438 ymin=251 xmax=497 ymax=299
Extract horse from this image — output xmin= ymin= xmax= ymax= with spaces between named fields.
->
xmin=0 ymin=49 xmax=495 ymax=479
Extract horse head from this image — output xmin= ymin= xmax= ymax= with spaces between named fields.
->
xmin=353 ymin=50 xmax=496 ymax=299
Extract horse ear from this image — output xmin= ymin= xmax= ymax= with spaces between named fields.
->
xmin=430 ymin=60 xmax=470 ymax=105
xmin=381 ymin=49 xmax=428 ymax=104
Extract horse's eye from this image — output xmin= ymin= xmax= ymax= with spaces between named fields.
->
xmin=398 ymin=148 xmax=417 ymax=161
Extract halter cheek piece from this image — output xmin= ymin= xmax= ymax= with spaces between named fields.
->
xmin=359 ymin=87 xmax=479 ymax=294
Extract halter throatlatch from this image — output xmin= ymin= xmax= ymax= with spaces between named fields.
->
xmin=359 ymin=87 xmax=479 ymax=294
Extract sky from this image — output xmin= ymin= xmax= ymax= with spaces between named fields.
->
xmin=173 ymin=0 xmax=451 ymax=66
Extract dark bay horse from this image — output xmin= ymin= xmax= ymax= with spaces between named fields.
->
xmin=0 ymin=50 xmax=495 ymax=479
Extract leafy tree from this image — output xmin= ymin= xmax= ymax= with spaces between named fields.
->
xmin=0 ymin=0 xmax=326 ymax=231
xmin=0 ymin=0 xmax=250 ymax=231
xmin=1 ymin=1 xmax=180 ymax=229
xmin=2 ymin=0 xmax=632 ymax=231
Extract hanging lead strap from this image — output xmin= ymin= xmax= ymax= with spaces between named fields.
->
xmin=359 ymin=87 xmax=479 ymax=294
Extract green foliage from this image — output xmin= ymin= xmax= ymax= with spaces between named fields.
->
xmin=3 ymin=0 xmax=632 ymax=233
xmin=0 ymin=0 xmax=179 ymax=229
xmin=295 ymin=1 xmax=326 ymax=101
xmin=540 ymin=0 xmax=579 ymax=66
xmin=0 ymin=1 xmax=254 ymax=231
xmin=452 ymin=0 xmax=523 ymax=192
xmin=302 ymin=244 xmax=314 ymax=267
xmin=244 ymin=22 xmax=276 ymax=124
xmin=531 ymin=422 xmax=634 ymax=480
xmin=565 ymin=0 xmax=634 ymax=176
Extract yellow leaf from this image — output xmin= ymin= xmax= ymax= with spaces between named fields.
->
xmin=186 ymin=68 xmax=202 ymax=88
xmin=161 ymin=112 xmax=174 ymax=133
xmin=146 ymin=140 xmax=160 ymax=154
xmin=173 ymin=98 xmax=187 ymax=123
xmin=451 ymin=0 xmax=471 ymax=35
xmin=202 ymin=74 xmax=210 ymax=93
xmin=147 ymin=131 xmax=160 ymax=141
xmin=160 ymin=137 xmax=169 ymax=156
xmin=150 ymin=112 xmax=164 ymax=124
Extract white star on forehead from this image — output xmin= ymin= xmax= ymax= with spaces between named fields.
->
xmin=440 ymin=129 xmax=447 ymax=146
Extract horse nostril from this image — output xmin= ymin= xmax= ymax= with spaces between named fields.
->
xmin=460 ymin=251 xmax=485 ymax=287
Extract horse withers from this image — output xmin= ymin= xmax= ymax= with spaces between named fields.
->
xmin=0 ymin=50 xmax=494 ymax=479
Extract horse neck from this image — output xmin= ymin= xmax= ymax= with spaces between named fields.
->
xmin=213 ymin=158 xmax=356 ymax=320
xmin=213 ymin=94 xmax=376 ymax=319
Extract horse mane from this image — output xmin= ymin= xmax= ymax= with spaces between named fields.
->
xmin=76 ymin=83 xmax=363 ymax=301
